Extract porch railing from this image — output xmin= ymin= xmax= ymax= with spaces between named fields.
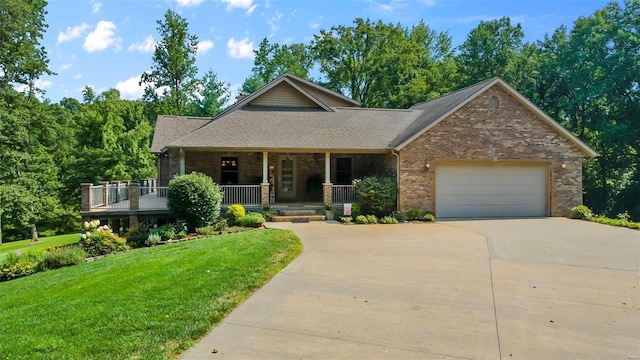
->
xmin=220 ymin=185 xmax=261 ymax=206
xmin=90 ymin=185 xmax=105 ymax=208
xmin=139 ymin=186 xmax=168 ymax=209
xmin=332 ymin=185 xmax=357 ymax=204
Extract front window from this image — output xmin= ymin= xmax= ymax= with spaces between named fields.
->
xmin=336 ymin=157 xmax=352 ymax=185
xmin=221 ymin=157 xmax=238 ymax=184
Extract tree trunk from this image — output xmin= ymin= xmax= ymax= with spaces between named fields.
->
xmin=30 ymin=224 xmax=39 ymax=243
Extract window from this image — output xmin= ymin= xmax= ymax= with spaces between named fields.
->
xmin=490 ymin=96 xmax=499 ymax=109
xmin=336 ymin=157 xmax=352 ymax=185
xmin=221 ymin=157 xmax=238 ymax=184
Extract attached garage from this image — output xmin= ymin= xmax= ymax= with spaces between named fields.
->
xmin=435 ymin=163 xmax=549 ymax=219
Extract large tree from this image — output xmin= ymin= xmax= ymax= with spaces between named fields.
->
xmin=189 ymin=70 xmax=230 ymax=117
xmin=0 ymin=0 xmax=52 ymax=89
xmin=140 ymin=9 xmax=199 ymax=118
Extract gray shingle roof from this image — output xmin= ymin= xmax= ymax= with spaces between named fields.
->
xmin=150 ymin=116 xmax=211 ymax=153
xmin=167 ymin=106 xmax=422 ymax=151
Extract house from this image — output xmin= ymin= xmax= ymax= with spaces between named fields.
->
xmin=148 ymin=73 xmax=596 ymax=219
xmin=81 ymin=73 xmax=594 ymax=227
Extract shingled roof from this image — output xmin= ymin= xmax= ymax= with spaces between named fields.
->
xmin=151 ymin=74 xmax=596 ymax=157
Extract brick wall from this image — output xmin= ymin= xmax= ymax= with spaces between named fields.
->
xmin=398 ymin=85 xmax=587 ymax=217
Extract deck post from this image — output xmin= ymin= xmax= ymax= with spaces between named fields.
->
xmin=81 ymin=183 xmax=92 ymax=211
xmin=113 ymin=181 xmax=121 ymax=203
xmin=129 ymin=182 xmax=140 ymax=211
xmin=99 ymin=181 xmax=109 ymax=207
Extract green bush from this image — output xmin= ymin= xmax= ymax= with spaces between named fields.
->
xmin=355 ymin=176 xmax=397 ymax=216
xmin=80 ymin=220 xmax=128 ymax=257
xmin=155 ymin=224 xmax=176 ymax=241
xmin=366 ymin=214 xmax=378 ymax=224
xmin=195 ymin=226 xmax=216 ymax=236
xmin=340 ymin=216 xmax=353 ymax=224
xmin=349 ymin=203 xmax=361 ymax=218
xmin=260 ymin=205 xmax=273 ymax=221
xmin=227 ymin=204 xmax=246 ymax=226
xmin=571 ymin=205 xmax=593 ymax=220
xmin=167 ymin=173 xmax=222 ymax=230
xmin=146 ymin=232 xmax=161 ymax=246
xmin=42 ymin=247 xmax=86 ymax=270
xmin=213 ymin=218 xmax=229 ymax=231
xmin=379 ymin=216 xmax=399 ymax=224
xmin=406 ymin=208 xmax=424 ymax=221
xmin=0 ymin=259 xmax=39 ymax=281
xmin=240 ymin=212 xmax=266 ymax=228
xmin=392 ymin=212 xmax=406 ymax=222
xmin=354 ymin=215 xmax=368 ymax=224
xmin=420 ymin=213 xmax=435 ymax=222
xmin=124 ymin=225 xmax=149 ymax=248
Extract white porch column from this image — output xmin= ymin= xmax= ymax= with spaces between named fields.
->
xmin=324 ymin=152 xmax=331 ymax=183
xmin=262 ymin=151 xmax=269 ymax=184
xmin=179 ymin=148 xmax=185 ymax=175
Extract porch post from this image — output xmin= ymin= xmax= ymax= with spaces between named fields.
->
xmin=99 ymin=181 xmax=109 ymax=207
xmin=261 ymin=151 xmax=269 ymax=206
xmin=81 ymin=183 xmax=92 ymax=211
xmin=323 ymin=152 xmax=332 ymax=207
xmin=179 ymin=148 xmax=185 ymax=175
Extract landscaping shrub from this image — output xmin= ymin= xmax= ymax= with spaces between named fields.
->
xmin=392 ymin=212 xmax=406 ymax=222
xmin=41 ymin=247 xmax=86 ymax=270
xmin=354 ymin=215 xmax=368 ymax=224
xmin=349 ymin=203 xmax=361 ymax=218
xmin=240 ymin=212 xmax=266 ymax=228
xmin=340 ymin=216 xmax=353 ymax=224
xmin=226 ymin=204 xmax=246 ymax=226
xmin=124 ymin=225 xmax=149 ymax=248
xmin=213 ymin=218 xmax=229 ymax=232
xmin=196 ymin=226 xmax=216 ymax=236
xmin=406 ymin=208 xmax=424 ymax=221
xmin=167 ymin=173 xmax=222 ymax=230
xmin=155 ymin=224 xmax=176 ymax=241
xmin=260 ymin=205 xmax=273 ymax=221
xmin=355 ymin=176 xmax=397 ymax=216
xmin=571 ymin=205 xmax=593 ymax=220
xmin=146 ymin=232 xmax=161 ymax=246
xmin=80 ymin=220 xmax=128 ymax=257
xmin=420 ymin=213 xmax=435 ymax=222
xmin=0 ymin=251 xmax=43 ymax=281
xmin=366 ymin=214 xmax=378 ymax=224
xmin=379 ymin=216 xmax=399 ymax=224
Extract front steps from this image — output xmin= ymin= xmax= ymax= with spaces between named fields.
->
xmin=270 ymin=209 xmax=326 ymax=222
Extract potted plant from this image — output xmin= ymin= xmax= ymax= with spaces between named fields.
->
xmin=324 ymin=203 xmax=334 ymax=220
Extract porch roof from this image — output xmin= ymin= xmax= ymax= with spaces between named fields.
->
xmin=162 ymin=106 xmax=423 ymax=151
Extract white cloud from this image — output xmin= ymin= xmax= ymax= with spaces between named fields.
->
xmin=91 ymin=1 xmax=102 ymax=13
xmin=128 ymin=35 xmax=156 ymax=52
xmin=115 ymin=75 xmax=145 ymax=99
xmin=57 ymin=23 xmax=89 ymax=44
xmin=58 ymin=63 xmax=72 ymax=71
xmin=226 ymin=37 xmax=254 ymax=59
xmin=176 ymin=0 xmax=204 ymax=6
xmin=83 ymin=21 xmax=121 ymax=52
xmin=309 ymin=21 xmax=319 ymax=29
xmin=197 ymin=40 xmax=214 ymax=55
xmin=264 ymin=0 xmax=271 ymax=8
xmin=221 ymin=0 xmax=257 ymax=14
xmin=73 ymin=74 xmax=83 ymax=80
xmin=267 ymin=11 xmax=283 ymax=38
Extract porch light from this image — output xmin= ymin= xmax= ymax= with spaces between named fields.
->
xmin=561 ymin=157 xmax=567 ymax=169
xmin=425 ymin=159 xmax=431 ymax=170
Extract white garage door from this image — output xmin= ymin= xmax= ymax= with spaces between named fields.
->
xmin=436 ymin=163 xmax=548 ymax=218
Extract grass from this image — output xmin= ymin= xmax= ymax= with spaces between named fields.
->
xmin=0 ymin=229 xmax=302 ymax=360
xmin=0 ymin=233 xmax=79 ymax=262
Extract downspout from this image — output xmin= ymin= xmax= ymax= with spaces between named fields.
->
xmin=391 ymin=149 xmax=400 ymax=212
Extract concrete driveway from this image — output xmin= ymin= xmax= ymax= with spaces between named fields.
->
xmin=181 ymin=218 xmax=639 ymax=359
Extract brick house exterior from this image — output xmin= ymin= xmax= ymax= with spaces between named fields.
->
xmin=151 ymin=74 xmax=596 ymax=218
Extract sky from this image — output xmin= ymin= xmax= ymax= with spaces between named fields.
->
xmin=37 ymin=0 xmax=613 ymax=103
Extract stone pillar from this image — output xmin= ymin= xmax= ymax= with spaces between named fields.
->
xmin=323 ymin=183 xmax=333 ymax=207
xmin=81 ymin=183 xmax=93 ymax=211
xmin=99 ymin=181 xmax=110 ymax=206
xmin=129 ymin=182 xmax=140 ymax=210
xmin=261 ymin=183 xmax=270 ymax=206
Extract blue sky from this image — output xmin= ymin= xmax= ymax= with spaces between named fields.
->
xmin=38 ymin=0 xmax=612 ymax=103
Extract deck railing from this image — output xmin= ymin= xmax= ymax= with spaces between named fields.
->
xmin=90 ymin=185 xmax=105 ymax=208
xmin=332 ymin=185 xmax=357 ymax=204
xmin=220 ymin=185 xmax=261 ymax=206
xmin=139 ymin=186 xmax=168 ymax=209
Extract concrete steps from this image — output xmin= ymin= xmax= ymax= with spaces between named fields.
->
xmin=270 ymin=209 xmax=326 ymax=222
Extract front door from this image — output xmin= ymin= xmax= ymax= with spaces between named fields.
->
xmin=277 ymin=155 xmax=296 ymax=201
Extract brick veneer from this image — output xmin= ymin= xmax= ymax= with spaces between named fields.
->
xmin=398 ymin=85 xmax=587 ymax=217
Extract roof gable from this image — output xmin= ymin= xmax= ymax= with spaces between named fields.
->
xmin=395 ymin=78 xmax=597 ymax=158
xmin=247 ymin=81 xmax=324 ymax=108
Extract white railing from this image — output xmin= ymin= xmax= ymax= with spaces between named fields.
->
xmin=90 ymin=186 xmax=104 ymax=208
xmin=139 ymin=186 xmax=168 ymax=209
xmin=220 ymin=185 xmax=261 ymax=206
xmin=332 ymin=185 xmax=357 ymax=204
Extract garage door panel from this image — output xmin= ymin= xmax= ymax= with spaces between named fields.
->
xmin=436 ymin=164 xmax=548 ymax=218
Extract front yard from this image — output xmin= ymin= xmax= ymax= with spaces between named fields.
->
xmin=0 ymin=229 xmax=302 ymax=359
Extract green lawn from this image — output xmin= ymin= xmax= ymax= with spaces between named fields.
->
xmin=0 ymin=229 xmax=302 ymax=360
xmin=0 ymin=233 xmax=79 ymax=261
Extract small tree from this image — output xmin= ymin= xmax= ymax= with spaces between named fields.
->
xmin=167 ymin=173 xmax=222 ymax=230
xmin=355 ymin=176 xmax=397 ymax=216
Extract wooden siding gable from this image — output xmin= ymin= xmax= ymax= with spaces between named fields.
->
xmin=248 ymin=81 xmax=323 ymax=108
